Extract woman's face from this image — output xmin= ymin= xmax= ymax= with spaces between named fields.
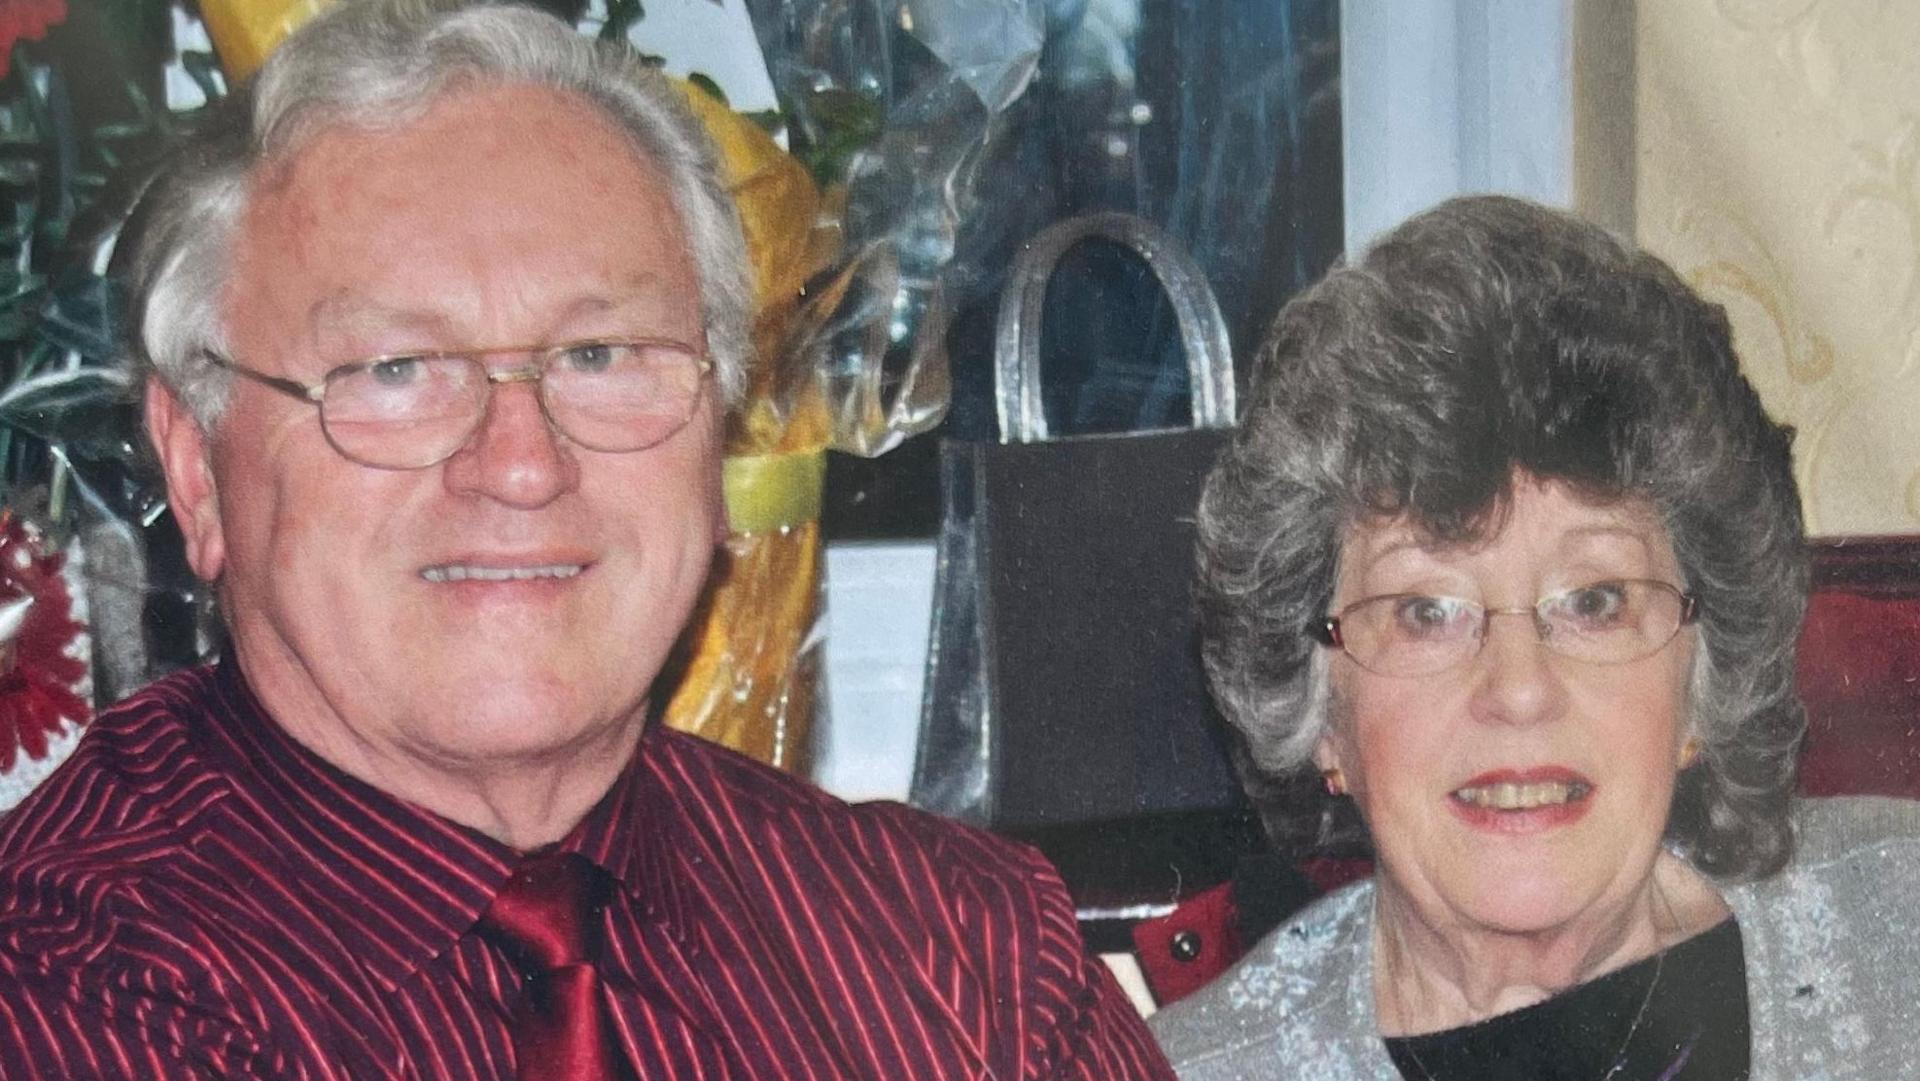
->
xmin=1316 ymin=477 xmax=1697 ymax=939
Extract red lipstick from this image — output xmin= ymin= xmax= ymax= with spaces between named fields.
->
xmin=1447 ymin=766 xmax=1595 ymax=834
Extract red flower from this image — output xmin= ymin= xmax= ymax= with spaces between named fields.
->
xmin=0 ymin=0 xmax=68 ymax=79
xmin=0 ymin=512 xmax=88 ymax=771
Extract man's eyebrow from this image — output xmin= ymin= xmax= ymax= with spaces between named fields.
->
xmin=306 ymin=273 xmax=679 ymax=343
xmin=560 ymin=273 xmax=673 ymax=314
xmin=308 ymin=291 xmax=454 ymax=340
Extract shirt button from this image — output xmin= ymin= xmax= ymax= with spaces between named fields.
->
xmin=1170 ymin=930 xmax=1203 ymax=962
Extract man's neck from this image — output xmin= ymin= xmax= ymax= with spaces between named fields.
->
xmin=230 ymin=641 xmax=647 ymax=850
xmin=283 ymin=706 xmax=644 ymax=849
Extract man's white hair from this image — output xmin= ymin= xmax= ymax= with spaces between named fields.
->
xmin=117 ymin=0 xmax=753 ymax=429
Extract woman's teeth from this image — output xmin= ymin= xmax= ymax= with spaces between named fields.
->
xmin=1451 ymin=781 xmax=1591 ymax=810
xmin=420 ymin=564 xmax=584 ymax=583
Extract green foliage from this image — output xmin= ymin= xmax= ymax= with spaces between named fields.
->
xmin=783 ymin=87 xmax=885 ymax=189
xmin=599 ymin=0 xmax=646 ymax=42
xmin=0 ymin=19 xmax=219 ymax=533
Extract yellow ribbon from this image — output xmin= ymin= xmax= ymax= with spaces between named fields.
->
xmin=723 ymin=450 xmax=825 ymax=535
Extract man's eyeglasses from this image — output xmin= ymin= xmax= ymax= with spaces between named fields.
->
xmin=203 ymin=339 xmax=712 ymax=470
xmin=1307 ymin=579 xmax=1699 ymax=679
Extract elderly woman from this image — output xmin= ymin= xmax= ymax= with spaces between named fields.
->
xmin=1149 ymin=196 xmax=1920 ymax=1079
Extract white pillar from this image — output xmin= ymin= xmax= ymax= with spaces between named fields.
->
xmin=1342 ymin=0 xmax=1627 ymax=255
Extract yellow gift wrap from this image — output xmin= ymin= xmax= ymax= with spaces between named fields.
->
xmin=199 ymin=0 xmax=332 ymax=82
xmin=661 ymin=85 xmax=839 ymax=773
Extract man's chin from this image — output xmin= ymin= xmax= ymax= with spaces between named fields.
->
xmin=411 ymin=701 xmax=646 ymax=769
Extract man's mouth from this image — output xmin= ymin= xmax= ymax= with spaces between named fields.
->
xmin=1450 ymin=779 xmax=1593 ymax=811
xmin=419 ymin=563 xmax=586 ymax=583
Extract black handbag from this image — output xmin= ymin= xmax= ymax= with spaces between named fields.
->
xmin=911 ymin=212 xmax=1254 ymax=896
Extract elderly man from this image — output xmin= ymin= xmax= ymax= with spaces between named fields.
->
xmin=0 ymin=2 xmax=1174 ymax=1077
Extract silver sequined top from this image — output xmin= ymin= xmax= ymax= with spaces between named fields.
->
xmin=1150 ymin=796 xmax=1920 ymax=1080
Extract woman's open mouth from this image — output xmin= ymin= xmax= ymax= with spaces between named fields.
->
xmin=1447 ymin=768 xmax=1595 ymax=832
xmin=1451 ymin=779 xmax=1593 ymax=810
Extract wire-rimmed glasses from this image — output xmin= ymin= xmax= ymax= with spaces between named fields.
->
xmin=1308 ymin=579 xmax=1699 ymax=679
xmin=203 ymin=338 xmax=712 ymax=470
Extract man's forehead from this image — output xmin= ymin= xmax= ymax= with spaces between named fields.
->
xmin=244 ymin=80 xmax=662 ymax=205
xmin=218 ymin=81 xmax=701 ymax=360
xmin=297 ymin=279 xmax=685 ymax=342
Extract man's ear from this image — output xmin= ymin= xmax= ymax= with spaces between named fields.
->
xmin=145 ymin=380 xmax=226 ymax=582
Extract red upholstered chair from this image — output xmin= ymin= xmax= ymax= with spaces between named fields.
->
xmin=1795 ymin=538 xmax=1920 ymax=800
xmin=1132 ymin=537 xmax=1920 ymax=1006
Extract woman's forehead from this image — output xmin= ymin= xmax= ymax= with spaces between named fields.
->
xmin=1339 ymin=480 xmax=1673 ymax=578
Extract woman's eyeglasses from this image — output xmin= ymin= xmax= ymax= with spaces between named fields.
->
xmin=1308 ymin=579 xmax=1699 ymax=678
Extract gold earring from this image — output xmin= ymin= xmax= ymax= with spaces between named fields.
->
xmin=1679 ymin=738 xmax=1702 ymax=769
xmin=1321 ymin=767 xmax=1347 ymax=796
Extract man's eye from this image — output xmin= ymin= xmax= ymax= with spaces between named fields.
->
xmin=368 ymin=356 xmax=428 ymax=387
xmin=559 ymin=342 xmax=620 ymax=373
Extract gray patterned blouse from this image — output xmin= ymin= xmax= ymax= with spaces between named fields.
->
xmin=1150 ymin=797 xmax=1920 ymax=1080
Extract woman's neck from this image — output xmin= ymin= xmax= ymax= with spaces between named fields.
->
xmin=1371 ymin=852 xmax=1730 ymax=1036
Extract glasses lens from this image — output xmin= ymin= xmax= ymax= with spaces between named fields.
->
xmin=1338 ymin=594 xmax=1482 ymax=677
xmin=1537 ymin=580 xmax=1687 ymax=665
xmin=540 ymin=341 xmax=705 ymax=451
xmin=321 ymin=356 xmax=487 ymax=468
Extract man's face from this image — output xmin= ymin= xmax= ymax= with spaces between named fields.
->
xmin=155 ymin=83 xmax=724 ymax=780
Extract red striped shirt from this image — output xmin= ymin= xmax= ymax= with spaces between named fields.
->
xmin=0 ymin=663 xmax=1173 ymax=1079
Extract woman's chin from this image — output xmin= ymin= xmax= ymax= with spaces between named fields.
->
xmin=1419 ymin=858 xmax=1617 ymax=939
xmin=1445 ymin=891 xmax=1596 ymax=938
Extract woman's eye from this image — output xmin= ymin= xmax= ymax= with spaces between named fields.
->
xmin=1394 ymin=596 xmax=1468 ymax=635
xmin=1559 ymin=583 xmax=1629 ymax=624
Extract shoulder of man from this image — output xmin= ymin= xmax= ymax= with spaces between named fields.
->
xmin=0 ymin=668 xmax=292 ymax=1078
xmin=645 ymin=727 xmax=1176 ymax=1079
xmin=1150 ymin=880 xmax=1384 ymax=1081
xmin=0 ymin=667 xmax=230 ymax=895
xmin=646 ymin=724 xmax=1067 ymax=905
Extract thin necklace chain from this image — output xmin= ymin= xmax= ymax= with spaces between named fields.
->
xmin=1386 ymin=878 xmax=1684 ymax=1081
xmin=1395 ymin=948 xmax=1664 ymax=1081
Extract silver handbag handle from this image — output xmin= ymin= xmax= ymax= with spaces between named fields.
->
xmin=993 ymin=211 xmax=1235 ymax=443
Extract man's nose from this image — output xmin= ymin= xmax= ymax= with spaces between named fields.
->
xmin=440 ymin=377 xmax=578 ymax=507
xmin=1467 ymin=608 xmax=1568 ymax=728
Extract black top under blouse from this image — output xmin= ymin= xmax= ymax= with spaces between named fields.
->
xmin=1384 ymin=917 xmax=1750 ymax=1080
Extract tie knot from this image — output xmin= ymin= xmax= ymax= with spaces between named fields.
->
xmin=478 ymin=851 xmax=612 ymax=973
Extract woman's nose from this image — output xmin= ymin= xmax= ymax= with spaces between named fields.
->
xmin=1468 ymin=608 xmax=1568 ymax=728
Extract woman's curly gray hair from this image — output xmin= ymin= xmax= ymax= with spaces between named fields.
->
xmin=1198 ymin=195 xmax=1807 ymax=881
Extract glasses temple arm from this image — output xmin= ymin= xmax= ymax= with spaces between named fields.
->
xmin=1306 ymin=617 xmax=1342 ymax=647
xmin=202 ymin=351 xmax=325 ymax=403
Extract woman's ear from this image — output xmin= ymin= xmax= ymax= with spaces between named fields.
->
xmin=1312 ymin=736 xmax=1341 ymax=774
xmin=1313 ymin=734 xmax=1350 ymax=796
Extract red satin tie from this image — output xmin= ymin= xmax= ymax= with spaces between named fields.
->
xmin=478 ymin=851 xmax=631 ymax=1081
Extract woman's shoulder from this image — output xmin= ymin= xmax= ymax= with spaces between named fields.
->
xmin=1724 ymin=796 xmax=1920 ymax=1074
xmin=1728 ymin=796 xmax=1920 ymax=951
xmin=1787 ymin=794 xmax=1920 ymax=867
xmin=1149 ymin=881 xmax=1388 ymax=1080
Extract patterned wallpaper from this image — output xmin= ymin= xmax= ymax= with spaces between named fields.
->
xmin=1637 ymin=0 xmax=1920 ymax=535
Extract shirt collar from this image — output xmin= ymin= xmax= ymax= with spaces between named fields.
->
xmin=199 ymin=658 xmax=680 ymax=990
xmin=567 ymin=732 xmax=693 ymax=931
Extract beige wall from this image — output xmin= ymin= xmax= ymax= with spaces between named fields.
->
xmin=1637 ymin=1 xmax=1920 ymax=535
